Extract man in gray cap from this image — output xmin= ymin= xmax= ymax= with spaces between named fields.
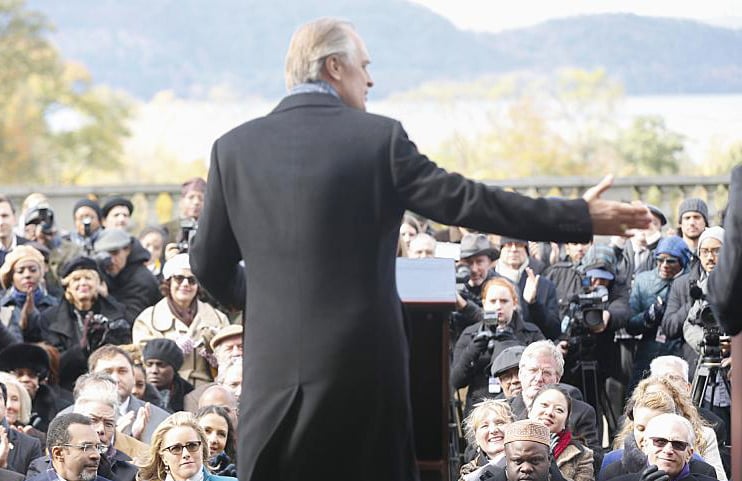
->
xmin=490 ymin=345 xmax=525 ymax=400
xmin=143 ymin=338 xmax=194 ymax=413
xmin=94 ymin=228 xmax=160 ymax=322
xmin=677 ymin=198 xmax=708 ymax=253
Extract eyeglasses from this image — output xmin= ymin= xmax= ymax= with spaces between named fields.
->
xmin=61 ymin=443 xmax=108 ymax=455
xmin=699 ymin=247 xmax=721 ymax=258
xmin=171 ymin=275 xmax=197 ymax=286
xmin=650 ymin=437 xmax=689 ymax=451
xmin=656 ymin=257 xmax=679 ymax=266
xmin=161 ymin=441 xmax=202 ymax=456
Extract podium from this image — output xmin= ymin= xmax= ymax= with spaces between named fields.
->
xmin=396 ymin=258 xmax=457 ymax=481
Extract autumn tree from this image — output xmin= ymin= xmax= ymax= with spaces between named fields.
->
xmin=0 ymin=0 xmax=130 ymax=184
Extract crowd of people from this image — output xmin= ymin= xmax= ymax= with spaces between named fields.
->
xmin=0 ymin=180 xmax=241 ymax=481
xmin=396 ymin=197 xmax=732 ymax=481
xmin=0 ymin=174 xmax=732 ymax=481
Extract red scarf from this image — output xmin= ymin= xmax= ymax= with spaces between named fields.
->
xmin=553 ymin=429 xmax=572 ymax=459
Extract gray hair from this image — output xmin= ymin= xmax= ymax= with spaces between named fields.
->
xmin=650 ymin=356 xmax=689 ymax=381
xmin=645 ymin=413 xmax=695 ymax=447
xmin=0 ymin=372 xmax=32 ymax=424
xmin=73 ymin=372 xmax=120 ymax=416
xmin=284 ymin=17 xmax=357 ymax=90
xmin=519 ymin=340 xmax=564 ymax=379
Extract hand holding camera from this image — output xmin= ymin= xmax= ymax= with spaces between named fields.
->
xmin=643 ymin=297 xmax=665 ymax=329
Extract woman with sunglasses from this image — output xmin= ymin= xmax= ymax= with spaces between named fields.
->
xmin=136 ymin=411 xmax=237 ymax=481
xmin=133 ymin=254 xmax=229 ymax=388
xmin=625 ymin=236 xmax=691 ymax=393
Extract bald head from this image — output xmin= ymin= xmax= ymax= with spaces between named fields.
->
xmin=198 ymin=384 xmax=237 ymax=411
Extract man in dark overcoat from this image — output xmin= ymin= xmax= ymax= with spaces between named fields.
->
xmin=190 ymin=18 xmax=651 ymax=481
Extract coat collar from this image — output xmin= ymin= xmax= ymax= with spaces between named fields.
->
xmin=271 ymin=92 xmax=345 ymax=114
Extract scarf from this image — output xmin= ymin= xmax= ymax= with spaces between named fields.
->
xmin=288 ymin=80 xmax=340 ymax=98
xmin=167 ymin=295 xmax=198 ymax=327
xmin=552 ymin=429 xmax=573 ymax=460
xmin=672 ymin=463 xmax=691 ymax=481
xmin=10 ymin=286 xmax=45 ymax=306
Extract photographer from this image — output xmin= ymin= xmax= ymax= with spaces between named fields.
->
xmin=663 ymin=226 xmax=725 ymax=364
xmin=63 ymin=198 xmax=104 ymax=255
xmin=93 ymin=228 xmax=161 ymax=323
xmin=559 ymin=244 xmax=631 ymax=424
xmin=451 ymin=234 xmax=499 ymax=338
xmin=626 ymin=236 xmax=691 ymax=392
xmin=451 ymin=277 xmax=544 ymax=417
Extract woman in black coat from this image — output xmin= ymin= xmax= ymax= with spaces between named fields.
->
xmin=452 ymin=277 xmax=545 ymax=416
xmin=40 ymin=256 xmax=130 ymax=390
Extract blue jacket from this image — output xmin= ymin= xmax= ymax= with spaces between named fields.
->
xmin=203 ymin=467 xmax=238 ymax=481
xmin=627 ymin=269 xmax=676 ymax=336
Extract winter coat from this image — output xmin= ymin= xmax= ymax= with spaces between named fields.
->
xmin=451 ymin=310 xmax=544 ymax=415
xmin=0 ymin=287 xmax=57 ymax=342
xmin=556 ymin=441 xmax=594 ymax=481
xmin=133 ymin=298 xmax=229 ymax=387
xmin=102 ymin=238 xmax=161 ymax=322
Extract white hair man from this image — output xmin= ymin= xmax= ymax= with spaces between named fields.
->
xmin=190 ymin=15 xmax=651 ymax=481
xmin=510 ymin=340 xmax=602 ymax=468
xmin=407 ymin=233 xmax=436 ymax=259
xmin=620 ymin=413 xmax=719 ymax=481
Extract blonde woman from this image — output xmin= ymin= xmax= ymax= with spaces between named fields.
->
xmin=136 ymin=411 xmax=236 ymax=481
xmin=0 ymin=372 xmax=32 ymax=428
xmin=459 ymin=399 xmax=514 ymax=481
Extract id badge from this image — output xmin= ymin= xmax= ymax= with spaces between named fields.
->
xmin=655 ymin=326 xmax=666 ymax=343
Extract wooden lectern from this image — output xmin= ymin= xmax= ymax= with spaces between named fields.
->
xmin=396 ymin=258 xmax=457 ymax=481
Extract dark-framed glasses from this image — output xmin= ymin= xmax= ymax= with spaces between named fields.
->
xmin=650 ymin=437 xmax=689 ymax=451
xmin=171 ymin=275 xmax=197 ymax=286
xmin=699 ymin=247 xmax=721 ymax=257
xmin=61 ymin=443 xmax=108 ymax=455
xmin=161 ymin=441 xmax=202 ymax=455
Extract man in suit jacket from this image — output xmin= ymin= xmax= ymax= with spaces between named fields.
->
xmin=190 ymin=18 xmax=651 ymax=481
xmin=0 ymin=195 xmax=29 ymax=268
xmin=25 ymin=413 xmax=110 ymax=481
xmin=508 ymin=341 xmax=603 ymax=470
xmin=87 ymin=345 xmax=169 ymax=442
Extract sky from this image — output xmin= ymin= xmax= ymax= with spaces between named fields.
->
xmin=410 ymin=0 xmax=741 ymax=32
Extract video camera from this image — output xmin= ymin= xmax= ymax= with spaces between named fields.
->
xmin=562 ymin=284 xmax=609 ymax=337
xmin=178 ymin=218 xmax=198 ymax=253
xmin=689 ymin=280 xmax=728 ymax=363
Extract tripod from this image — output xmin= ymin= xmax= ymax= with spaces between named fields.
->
xmin=691 ymin=338 xmax=731 ymax=408
xmin=566 ymin=335 xmax=619 ymax=442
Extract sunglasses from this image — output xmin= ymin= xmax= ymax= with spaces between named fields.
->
xmin=650 ymin=437 xmax=689 ymax=451
xmin=161 ymin=441 xmax=202 ymax=455
xmin=171 ymin=275 xmax=197 ymax=286
xmin=656 ymin=257 xmax=679 ymax=266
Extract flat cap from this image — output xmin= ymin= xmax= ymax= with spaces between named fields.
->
xmin=491 ymin=345 xmax=525 ymax=378
xmin=102 ymin=197 xmax=134 ymax=218
xmin=210 ymin=324 xmax=243 ymax=350
xmin=94 ymin=228 xmax=131 ymax=253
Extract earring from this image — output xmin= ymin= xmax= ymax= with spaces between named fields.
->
xmin=164 ymin=464 xmax=170 ymax=472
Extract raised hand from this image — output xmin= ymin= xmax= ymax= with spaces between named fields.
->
xmin=583 ymin=175 xmax=653 ymax=236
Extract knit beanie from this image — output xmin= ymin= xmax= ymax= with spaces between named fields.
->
xmin=73 ymin=198 xmax=102 ymax=222
xmin=698 ymin=226 xmax=724 ymax=249
xmin=143 ymin=338 xmax=184 ymax=371
xmin=678 ymin=198 xmax=708 ymax=226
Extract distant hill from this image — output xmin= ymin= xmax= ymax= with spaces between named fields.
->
xmin=25 ymin=0 xmax=742 ymax=99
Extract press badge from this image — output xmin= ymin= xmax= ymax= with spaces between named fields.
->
xmin=489 ymin=376 xmax=501 ymax=394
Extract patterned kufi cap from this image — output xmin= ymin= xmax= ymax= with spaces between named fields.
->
xmin=503 ymin=419 xmax=550 ymax=446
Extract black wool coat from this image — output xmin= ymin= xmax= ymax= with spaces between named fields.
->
xmin=190 ymin=92 xmax=594 ymax=481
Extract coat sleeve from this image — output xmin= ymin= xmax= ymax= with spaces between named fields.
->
xmin=389 ymin=122 xmax=593 ymax=243
xmin=570 ymin=402 xmax=603 ymax=473
xmin=525 ymin=278 xmax=561 ymax=340
xmin=573 ymin=447 xmax=595 ymax=481
xmin=709 ymin=164 xmax=742 ymax=335
xmin=662 ymin=278 xmax=691 ymax=340
xmin=627 ymin=277 xmax=648 ymax=335
xmin=605 ymin=281 xmax=630 ymax=332
xmin=190 ymin=141 xmax=245 ymax=310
